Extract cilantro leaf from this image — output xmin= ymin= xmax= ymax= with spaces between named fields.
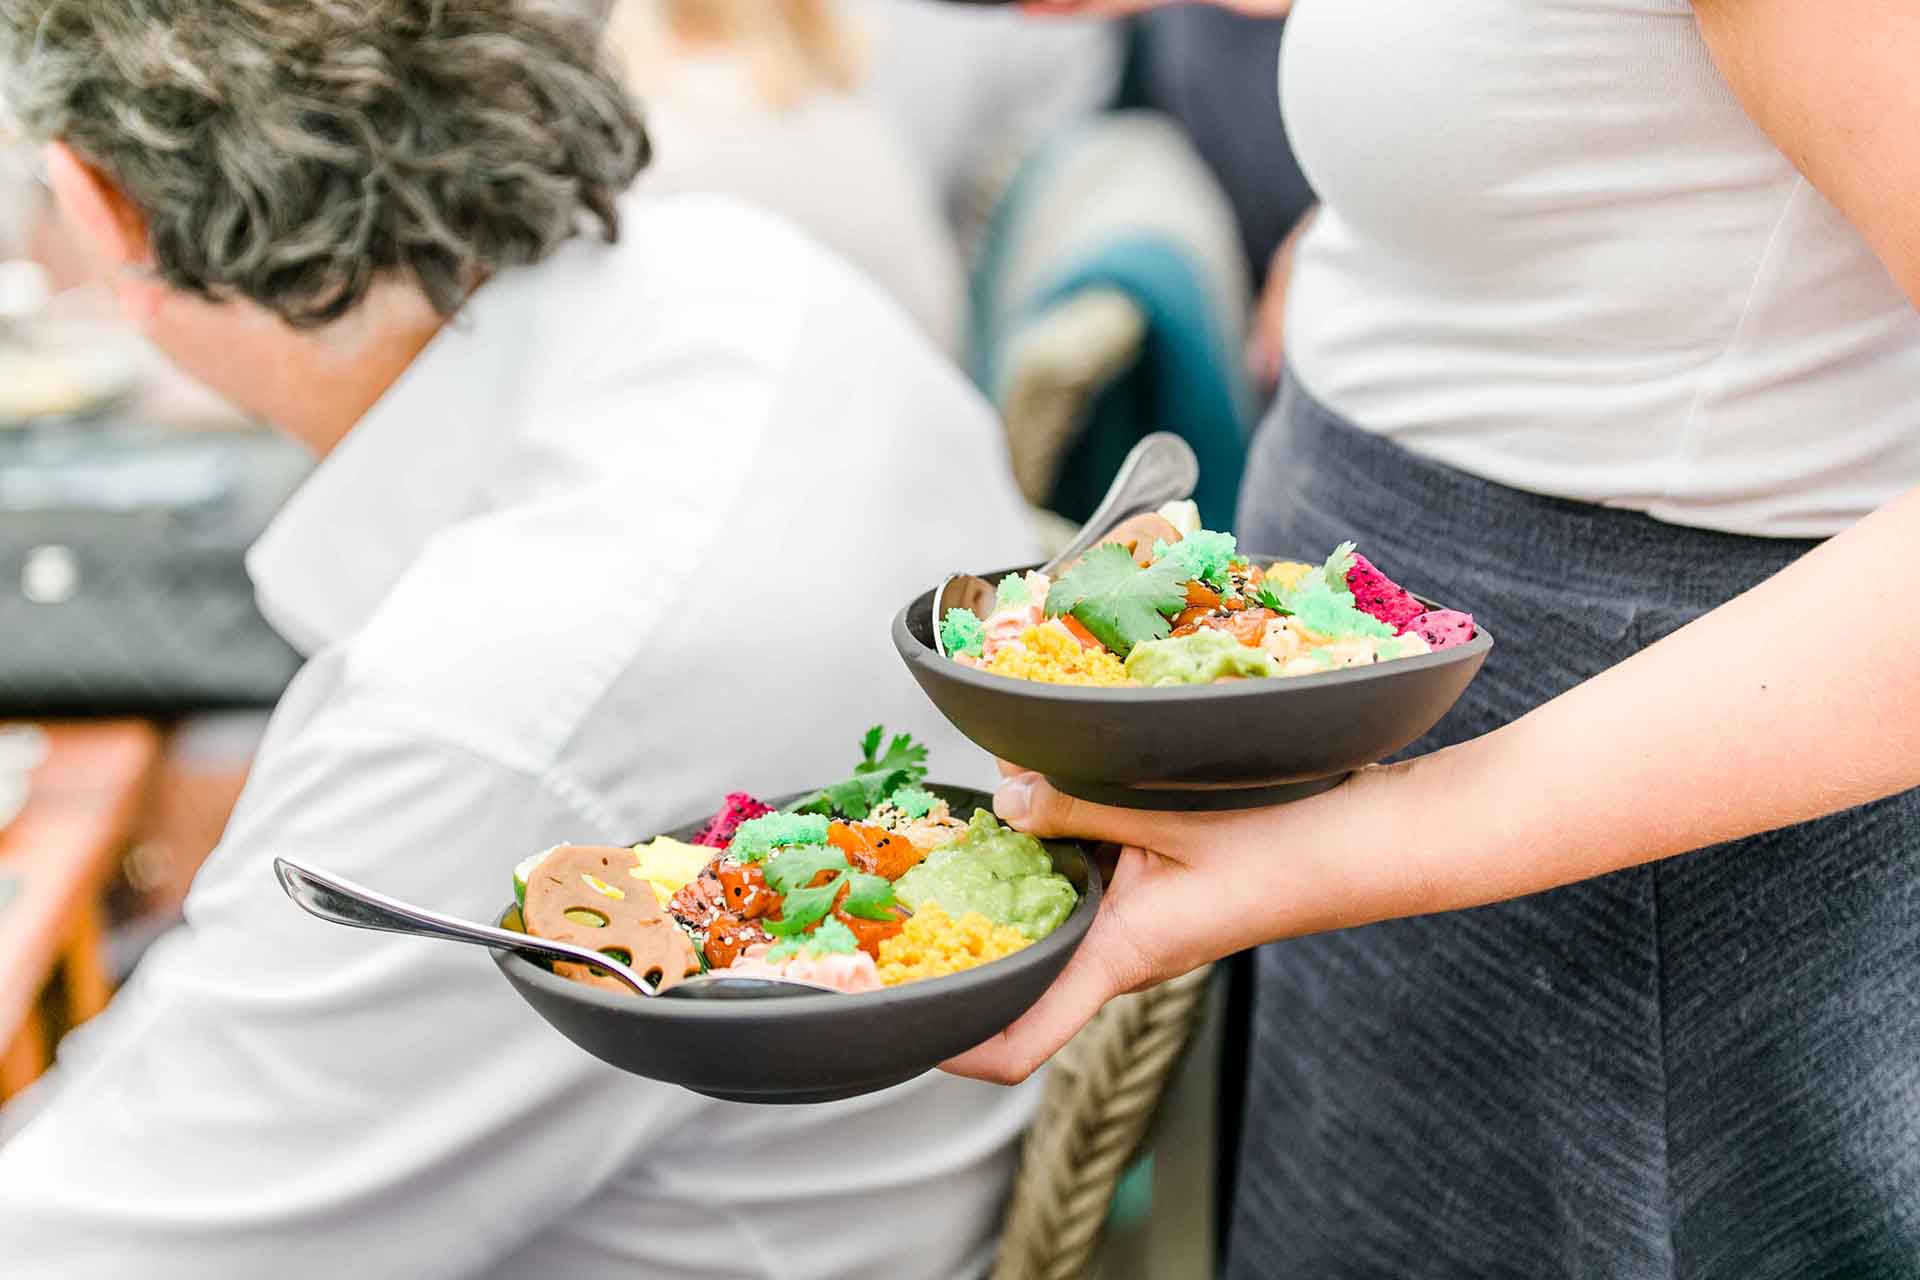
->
xmin=862 ymin=728 xmax=928 ymax=781
xmin=761 ymin=848 xmax=894 ymax=935
xmin=1044 ymin=543 xmax=1188 ymax=657
xmin=1251 ymin=581 xmax=1293 ymax=615
xmin=762 ymin=846 xmax=853 ymax=936
xmin=787 ymin=727 xmax=930 ymax=820
xmin=1321 ymin=540 xmax=1358 ymax=592
xmin=763 ymin=845 xmax=850 ymax=895
xmin=764 ymin=882 xmax=840 ymax=936
xmin=839 ymin=871 xmax=896 ymax=921
xmin=794 ymin=775 xmax=902 ymax=821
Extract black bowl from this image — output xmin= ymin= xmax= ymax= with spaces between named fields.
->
xmin=492 ymin=784 xmax=1101 ymax=1104
xmin=892 ymin=560 xmax=1493 ymax=811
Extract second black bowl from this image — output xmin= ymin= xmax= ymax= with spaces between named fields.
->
xmin=893 ymin=559 xmax=1493 ymax=811
xmin=492 ymin=784 xmax=1100 ymax=1104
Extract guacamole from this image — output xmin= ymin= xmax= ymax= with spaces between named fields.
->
xmin=893 ymin=810 xmax=1078 ymax=940
xmin=1124 ymin=629 xmax=1273 ymax=687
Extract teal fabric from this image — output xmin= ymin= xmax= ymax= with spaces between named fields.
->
xmin=1020 ymin=236 xmax=1247 ymax=531
xmin=968 ymin=123 xmax=1252 ymax=532
xmin=1109 ymin=1152 xmax=1156 ymax=1227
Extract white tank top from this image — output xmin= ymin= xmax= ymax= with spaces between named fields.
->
xmin=1280 ymin=0 xmax=1920 ymax=538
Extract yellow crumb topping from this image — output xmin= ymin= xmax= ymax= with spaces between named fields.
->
xmin=1264 ymin=561 xmax=1316 ymax=592
xmin=877 ymin=902 xmax=1032 ymax=986
xmin=982 ymin=624 xmax=1134 ymax=687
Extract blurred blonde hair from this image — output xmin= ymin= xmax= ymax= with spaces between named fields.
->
xmin=609 ymin=0 xmax=863 ymax=108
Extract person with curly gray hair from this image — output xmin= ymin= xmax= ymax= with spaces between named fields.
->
xmin=0 ymin=3 xmax=1044 ymax=1277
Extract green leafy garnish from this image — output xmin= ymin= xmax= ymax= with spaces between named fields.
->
xmin=1151 ymin=530 xmax=1239 ymax=590
xmin=762 ymin=846 xmax=849 ymax=936
xmin=728 ymin=813 xmax=829 ymax=863
xmin=763 ymin=845 xmax=850 ymax=895
xmin=766 ymin=918 xmax=859 ymax=962
xmin=1321 ymin=540 xmax=1359 ymax=592
xmin=1044 ymin=543 xmax=1187 ymax=658
xmin=940 ymin=608 xmax=986 ymax=659
xmin=888 ymin=786 xmax=937 ymax=820
xmin=995 ymin=574 xmax=1031 ymax=608
xmin=1251 ymin=580 xmax=1293 ymax=615
xmin=788 ymin=726 xmax=930 ymax=820
xmin=762 ymin=844 xmax=896 ymax=934
xmin=838 ymin=871 xmax=896 ymax=921
xmin=764 ymin=885 xmax=838 ymax=936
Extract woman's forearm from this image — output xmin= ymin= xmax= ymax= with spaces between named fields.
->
xmin=952 ymin=485 xmax=1920 ymax=1082
xmin=1318 ymin=483 xmax=1920 ymax=927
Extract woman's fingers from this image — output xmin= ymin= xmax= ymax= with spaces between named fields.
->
xmin=993 ymin=771 xmax=1183 ymax=852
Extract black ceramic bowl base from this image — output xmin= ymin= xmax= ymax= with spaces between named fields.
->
xmin=492 ymin=785 xmax=1100 ymax=1105
xmin=894 ymin=559 xmax=1493 ymax=813
xmin=1052 ymin=769 xmax=1352 ymax=812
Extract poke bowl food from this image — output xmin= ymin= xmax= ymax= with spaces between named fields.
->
xmin=893 ymin=505 xmax=1493 ymax=810
xmin=491 ymin=728 xmax=1101 ymax=1103
xmin=936 ymin=504 xmax=1477 ymax=688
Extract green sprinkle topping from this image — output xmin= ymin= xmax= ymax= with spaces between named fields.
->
xmin=940 ymin=607 xmax=986 ymax=658
xmin=1152 ymin=530 xmax=1239 ymax=590
xmin=1287 ymin=578 xmax=1394 ymax=640
xmin=995 ymin=574 xmax=1031 ymax=608
xmin=729 ymin=813 xmax=829 ymax=863
xmin=889 ymin=786 xmax=937 ymax=820
xmin=1377 ymin=639 xmax=1403 ymax=662
xmin=766 ymin=918 xmax=859 ymax=962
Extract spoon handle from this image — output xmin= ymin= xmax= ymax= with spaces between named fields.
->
xmin=1041 ymin=432 xmax=1200 ymax=576
xmin=272 ymin=856 xmax=658 ymax=996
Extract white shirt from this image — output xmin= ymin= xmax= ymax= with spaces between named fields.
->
xmin=1281 ymin=0 xmax=1920 ymax=538
xmin=0 ymin=192 xmax=1044 ymax=1279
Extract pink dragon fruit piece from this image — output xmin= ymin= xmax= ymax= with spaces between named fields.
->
xmin=1407 ymin=610 xmax=1476 ymax=651
xmin=1345 ymin=554 xmax=1427 ymax=632
xmin=692 ymin=792 xmax=774 ymax=848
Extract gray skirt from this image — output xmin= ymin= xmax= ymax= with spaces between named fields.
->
xmin=1226 ymin=374 xmax=1920 ymax=1279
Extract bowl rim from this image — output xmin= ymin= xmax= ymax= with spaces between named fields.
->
xmin=893 ymin=558 xmax=1493 ymax=705
xmin=492 ymin=784 xmax=1103 ymax=1020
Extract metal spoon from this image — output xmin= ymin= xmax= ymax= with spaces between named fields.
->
xmin=933 ymin=432 xmax=1200 ymax=655
xmin=273 ymin=857 xmax=829 ymax=1000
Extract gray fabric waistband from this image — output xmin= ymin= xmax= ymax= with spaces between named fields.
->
xmin=1256 ymin=373 xmax=1824 ymax=616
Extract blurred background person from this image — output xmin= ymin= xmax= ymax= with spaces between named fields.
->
xmin=611 ymin=0 xmax=966 ymax=355
xmin=845 ymin=0 xmax=1123 ymax=238
xmin=0 ymin=3 xmax=1044 ymax=1277
xmin=1127 ymin=5 xmax=1311 ymax=390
